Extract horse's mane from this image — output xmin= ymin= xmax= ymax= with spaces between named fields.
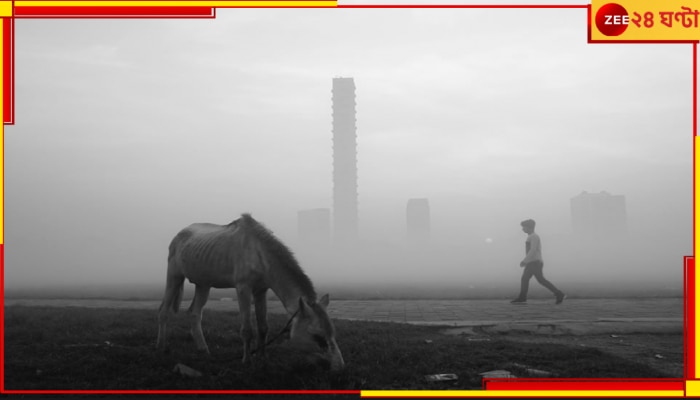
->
xmin=237 ymin=213 xmax=317 ymax=302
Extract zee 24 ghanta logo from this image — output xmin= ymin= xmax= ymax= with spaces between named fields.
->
xmin=595 ymin=2 xmax=700 ymax=37
xmin=595 ymin=3 xmax=630 ymax=36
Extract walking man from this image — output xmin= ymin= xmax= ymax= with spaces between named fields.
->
xmin=511 ymin=219 xmax=566 ymax=304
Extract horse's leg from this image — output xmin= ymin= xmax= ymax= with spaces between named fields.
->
xmin=236 ymin=285 xmax=254 ymax=365
xmin=156 ymin=271 xmax=184 ymax=351
xmin=188 ymin=284 xmax=211 ymax=354
xmin=253 ymin=289 xmax=269 ymax=358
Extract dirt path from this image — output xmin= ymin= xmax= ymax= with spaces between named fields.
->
xmin=498 ymin=332 xmax=685 ymax=378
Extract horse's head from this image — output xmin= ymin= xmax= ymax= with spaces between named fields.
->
xmin=289 ymin=294 xmax=345 ymax=372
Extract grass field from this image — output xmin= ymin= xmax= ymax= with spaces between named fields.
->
xmin=4 ymin=305 xmax=683 ymax=391
xmin=5 ymin=281 xmax=683 ymax=302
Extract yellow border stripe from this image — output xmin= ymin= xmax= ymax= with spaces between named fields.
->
xmin=361 ymin=390 xmax=685 ymax=397
xmin=0 ymin=2 xmax=11 ymax=16
xmin=14 ymin=1 xmax=336 ymax=6
xmin=688 ymin=380 xmax=700 ymax=396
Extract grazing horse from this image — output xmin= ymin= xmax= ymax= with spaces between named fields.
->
xmin=156 ymin=213 xmax=345 ymax=372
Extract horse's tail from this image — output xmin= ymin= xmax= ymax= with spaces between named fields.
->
xmin=159 ymin=237 xmax=186 ymax=314
xmin=159 ymin=271 xmax=185 ymax=314
xmin=167 ymin=274 xmax=185 ymax=314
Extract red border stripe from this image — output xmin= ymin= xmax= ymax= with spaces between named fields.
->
xmin=2 ymin=390 xmax=361 ymax=395
xmin=3 ymin=18 xmax=13 ymax=125
xmin=14 ymin=6 xmax=216 ymax=18
xmin=483 ymin=379 xmax=685 ymax=391
xmin=685 ymin=257 xmax=695 ymax=379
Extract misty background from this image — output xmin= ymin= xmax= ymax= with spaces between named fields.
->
xmin=5 ymin=8 xmax=692 ymax=299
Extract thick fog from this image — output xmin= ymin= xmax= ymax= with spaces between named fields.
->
xmin=5 ymin=8 xmax=692 ymax=296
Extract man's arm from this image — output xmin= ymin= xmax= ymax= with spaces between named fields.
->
xmin=521 ymin=234 xmax=540 ymax=265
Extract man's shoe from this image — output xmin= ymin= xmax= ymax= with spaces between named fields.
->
xmin=510 ymin=298 xmax=527 ymax=304
xmin=555 ymin=293 xmax=566 ymax=305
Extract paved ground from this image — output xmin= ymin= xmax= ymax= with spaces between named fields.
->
xmin=5 ymin=297 xmax=684 ymax=335
xmin=330 ymin=297 xmax=684 ymax=335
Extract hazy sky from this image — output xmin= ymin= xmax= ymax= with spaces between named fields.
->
xmin=5 ymin=7 xmax=694 ymax=291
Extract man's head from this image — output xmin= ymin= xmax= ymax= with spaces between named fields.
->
xmin=520 ymin=219 xmax=536 ymax=234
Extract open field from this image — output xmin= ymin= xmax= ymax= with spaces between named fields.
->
xmin=4 ymin=305 xmax=684 ymax=391
xmin=4 ymin=280 xmax=683 ymax=302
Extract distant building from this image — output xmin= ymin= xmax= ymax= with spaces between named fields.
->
xmin=570 ymin=191 xmax=627 ymax=237
xmin=332 ymin=77 xmax=359 ymax=244
xmin=407 ymin=198 xmax=430 ymax=243
xmin=298 ymin=208 xmax=331 ymax=244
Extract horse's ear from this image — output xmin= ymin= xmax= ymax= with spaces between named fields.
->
xmin=319 ymin=294 xmax=330 ymax=308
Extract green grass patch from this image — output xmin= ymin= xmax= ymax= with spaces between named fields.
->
xmin=4 ymin=305 xmax=676 ymax=390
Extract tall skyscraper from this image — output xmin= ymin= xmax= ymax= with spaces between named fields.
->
xmin=407 ymin=198 xmax=430 ymax=243
xmin=570 ymin=191 xmax=627 ymax=237
xmin=332 ymin=77 xmax=358 ymax=244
